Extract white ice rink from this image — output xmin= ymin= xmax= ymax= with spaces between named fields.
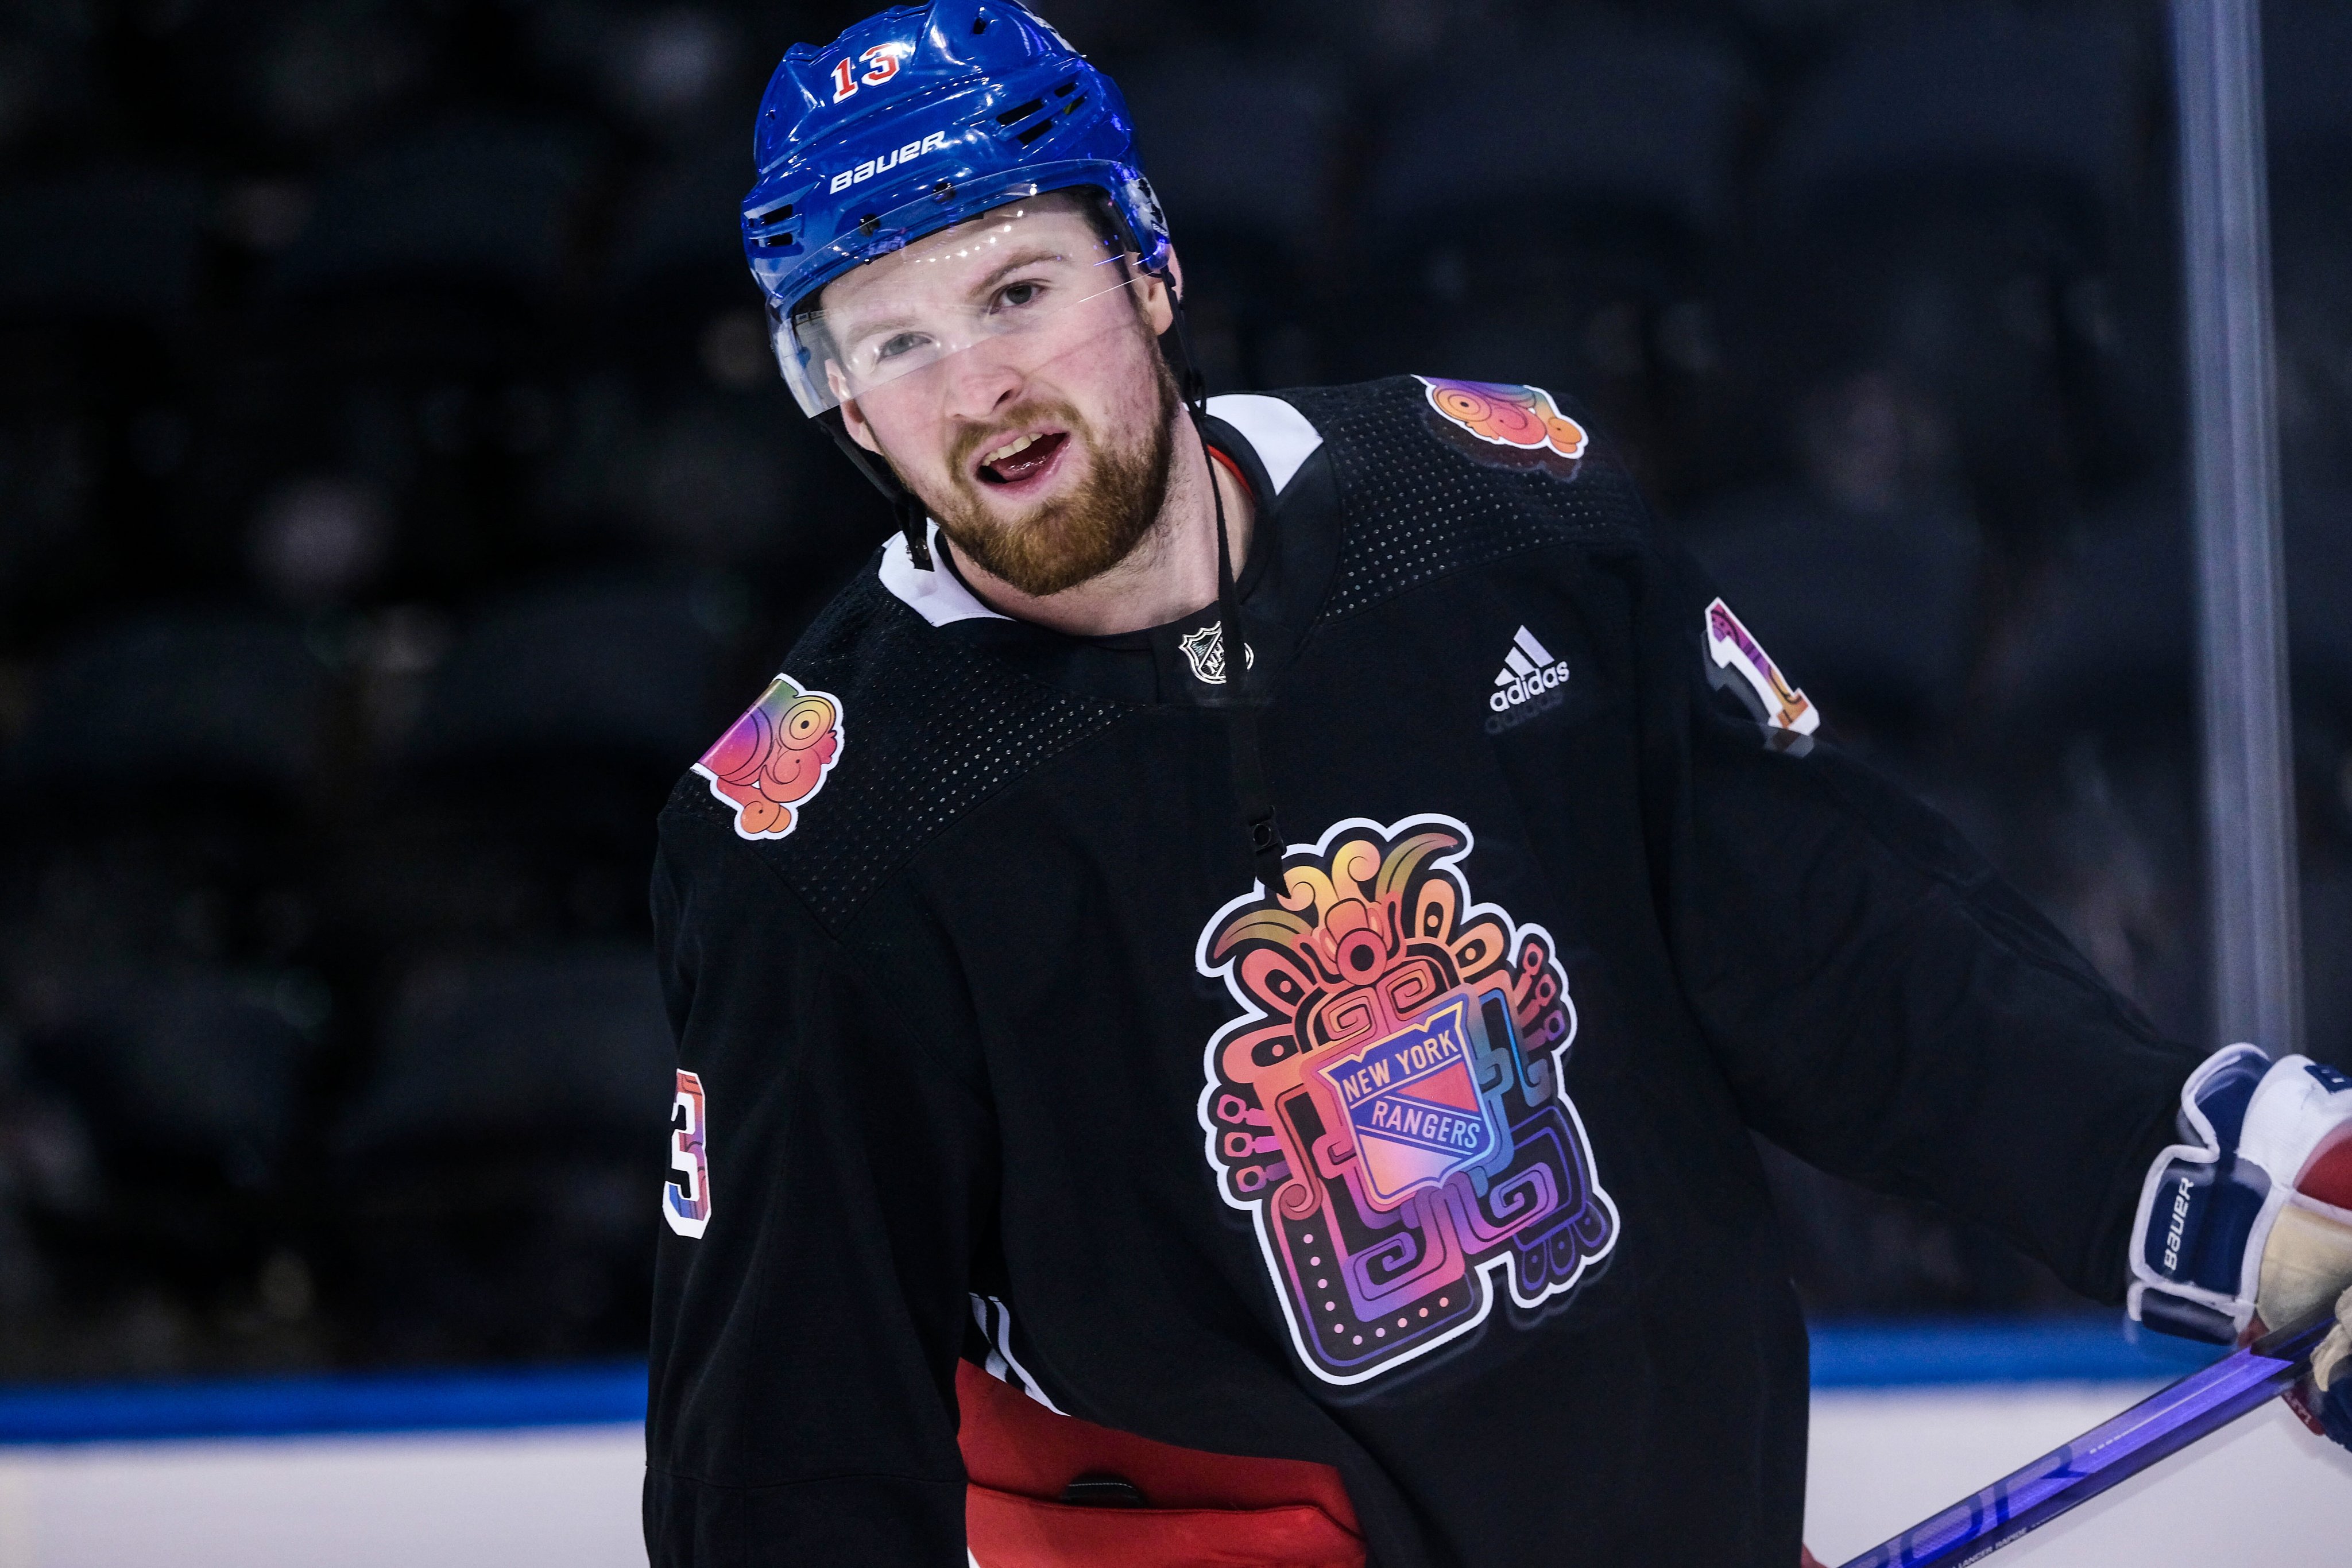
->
xmin=0 ymin=1382 xmax=2346 ymax=1565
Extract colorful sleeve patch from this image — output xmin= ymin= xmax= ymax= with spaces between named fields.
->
xmin=694 ymin=673 xmax=845 ymax=840
xmin=1704 ymin=598 xmax=1820 ymax=737
xmin=1415 ymin=376 xmax=1589 ymax=474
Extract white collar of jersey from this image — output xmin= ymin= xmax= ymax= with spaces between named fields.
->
xmin=1206 ymin=393 xmax=1322 ymax=495
xmin=880 ymin=520 xmax=1008 ymax=627
xmin=878 ymin=393 xmax=1325 ymax=629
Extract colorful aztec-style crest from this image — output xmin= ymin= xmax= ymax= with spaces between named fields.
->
xmin=1416 ymin=377 xmax=1589 ymax=473
xmin=1196 ymin=815 xmax=1619 ymax=1385
xmin=694 ymin=673 xmax=844 ymax=840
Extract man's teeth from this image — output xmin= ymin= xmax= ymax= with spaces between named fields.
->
xmin=982 ymin=433 xmax=1042 ymax=467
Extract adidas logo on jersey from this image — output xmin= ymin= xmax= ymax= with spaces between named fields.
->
xmin=1490 ymin=626 xmax=1569 ymax=713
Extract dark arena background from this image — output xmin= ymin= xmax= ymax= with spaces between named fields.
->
xmin=0 ymin=0 xmax=2347 ymax=1561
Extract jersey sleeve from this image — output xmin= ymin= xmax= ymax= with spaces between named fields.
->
xmin=643 ymin=809 xmax=996 ymax=1567
xmin=1631 ymin=539 xmax=2204 ymax=1302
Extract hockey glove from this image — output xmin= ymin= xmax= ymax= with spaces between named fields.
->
xmin=2312 ymin=1284 xmax=2352 ymax=1449
xmin=2128 ymin=1045 xmax=2352 ymax=1447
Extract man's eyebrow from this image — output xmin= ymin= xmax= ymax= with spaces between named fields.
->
xmin=830 ymin=243 xmax=1085 ymax=343
xmin=965 ymin=243 xmax=1070 ymax=297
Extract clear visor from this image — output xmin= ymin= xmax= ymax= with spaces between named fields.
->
xmin=773 ymin=183 xmax=1148 ymax=416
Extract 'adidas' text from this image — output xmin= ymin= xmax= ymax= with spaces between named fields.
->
xmin=1490 ymin=626 xmax=1569 ymax=713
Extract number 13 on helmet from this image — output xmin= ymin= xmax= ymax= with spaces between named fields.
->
xmin=831 ymin=40 xmax=910 ymax=102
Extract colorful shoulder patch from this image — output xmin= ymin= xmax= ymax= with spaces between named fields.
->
xmin=1704 ymin=598 xmax=1820 ymax=738
xmin=694 ymin=673 xmax=845 ymax=840
xmin=1415 ymin=376 xmax=1589 ymax=475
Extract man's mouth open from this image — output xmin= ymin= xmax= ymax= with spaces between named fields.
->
xmin=976 ymin=429 xmax=1069 ymax=488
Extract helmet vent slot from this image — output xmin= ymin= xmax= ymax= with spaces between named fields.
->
xmin=751 ymin=200 xmax=796 ymax=248
xmin=1012 ymin=115 xmax=1057 ymax=146
xmin=995 ymin=98 xmax=1045 ymax=126
xmin=971 ymin=14 xmax=988 ymax=33
xmin=1053 ymin=79 xmax=1077 ymax=97
xmin=1060 ymin=94 xmax=1086 ymax=117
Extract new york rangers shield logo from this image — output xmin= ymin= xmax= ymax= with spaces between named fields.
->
xmin=1197 ymin=814 xmax=1620 ymax=1385
xmin=1309 ymin=994 xmax=1504 ymax=1210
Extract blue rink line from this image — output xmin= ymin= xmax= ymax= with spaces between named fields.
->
xmin=0 ymin=1360 xmax=647 ymax=1445
xmin=1806 ymin=1315 xmax=2225 ymax=1388
xmin=0 ymin=1319 xmax=2225 ymax=1444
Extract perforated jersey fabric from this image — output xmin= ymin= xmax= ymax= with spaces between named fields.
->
xmin=1284 ymin=378 xmax=1647 ymax=624
xmin=669 ymin=376 xmax=1650 ymax=934
xmin=665 ymin=576 xmax=1131 ymax=934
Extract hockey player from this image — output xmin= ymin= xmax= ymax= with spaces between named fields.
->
xmin=644 ymin=5 xmax=2352 ymax=1565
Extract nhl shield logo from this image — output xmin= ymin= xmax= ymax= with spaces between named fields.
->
xmin=1177 ymin=620 xmax=1252 ymax=686
xmin=1308 ymin=994 xmax=1504 ymax=1210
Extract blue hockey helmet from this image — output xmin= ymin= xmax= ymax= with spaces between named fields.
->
xmin=742 ymin=1 xmax=1171 ymax=416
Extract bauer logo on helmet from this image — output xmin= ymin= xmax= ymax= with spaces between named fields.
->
xmin=830 ymin=129 xmax=952 ymax=192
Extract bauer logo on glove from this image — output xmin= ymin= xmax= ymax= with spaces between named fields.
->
xmin=2129 ymin=1046 xmax=2352 ymax=1366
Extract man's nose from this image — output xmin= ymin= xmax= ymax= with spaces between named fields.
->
xmin=939 ymin=337 xmax=1026 ymax=423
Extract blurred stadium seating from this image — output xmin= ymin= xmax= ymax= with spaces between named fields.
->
xmin=1346 ymin=11 xmax=1751 ymax=502
xmin=0 ymin=0 xmax=2347 ymax=1387
xmin=1115 ymin=45 xmax=1346 ymax=393
xmin=332 ymin=946 xmax=671 ymax=1361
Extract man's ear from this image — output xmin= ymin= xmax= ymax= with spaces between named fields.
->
xmin=838 ymin=394 xmax=884 ymax=455
xmin=1143 ymin=246 xmax=1183 ymax=336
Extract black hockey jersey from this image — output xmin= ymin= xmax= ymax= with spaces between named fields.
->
xmin=641 ymin=375 xmax=2202 ymax=1568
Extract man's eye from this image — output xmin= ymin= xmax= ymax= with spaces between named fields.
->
xmin=996 ymin=280 xmax=1045 ymax=310
xmin=871 ymin=331 xmax=928 ymax=364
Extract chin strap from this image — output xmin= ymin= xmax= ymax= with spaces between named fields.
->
xmin=817 ymin=406 xmax=931 ymax=570
xmin=1166 ymin=285 xmax=1284 ymax=891
xmin=895 ymin=493 xmax=932 ymax=570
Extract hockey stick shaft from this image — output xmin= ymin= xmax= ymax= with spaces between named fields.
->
xmin=1833 ymin=1304 xmax=2335 ymax=1568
